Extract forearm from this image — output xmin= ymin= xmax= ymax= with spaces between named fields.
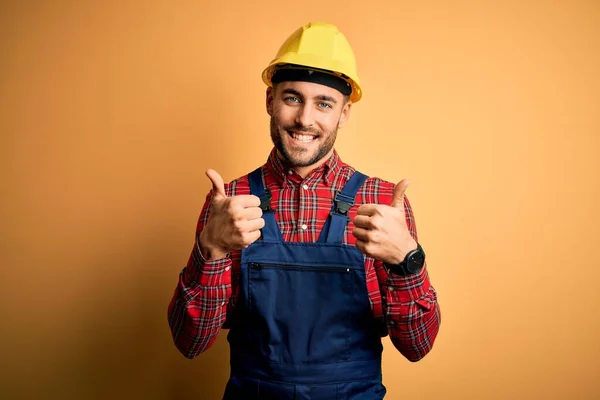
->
xmin=383 ymin=264 xmax=441 ymax=361
xmin=377 ymin=194 xmax=441 ymax=361
xmin=167 ymin=239 xmax=232 ymax=359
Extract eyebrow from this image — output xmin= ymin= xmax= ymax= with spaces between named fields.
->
xmin=281 ymin=88 xmax=338 ymax=105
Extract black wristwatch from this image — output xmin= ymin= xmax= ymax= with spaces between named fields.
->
xmin=385 ymin=243 xmax=426 ymax=276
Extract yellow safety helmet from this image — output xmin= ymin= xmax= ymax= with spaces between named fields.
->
xmin=262 ymin=22 xmax=363 ymax=102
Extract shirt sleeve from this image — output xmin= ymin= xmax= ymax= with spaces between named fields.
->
xmin=376 ymin=195 xmax=441 ymax=362
xmin=167 ymin=190 xmax=233 ymax=359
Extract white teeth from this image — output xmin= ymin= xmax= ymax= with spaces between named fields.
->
xmin=292 ymin=133 xmax=316 ymax=143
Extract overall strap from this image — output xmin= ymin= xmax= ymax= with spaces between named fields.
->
xmin=318 ymin=171 xmax=368 ymax=244
xmin=248 ymin=167 xmax=283 ymax=243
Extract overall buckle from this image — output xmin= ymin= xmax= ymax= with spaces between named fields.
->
xmin=259 ymin=191 xmax=273 ymax=212
xmin=333 ymin=191 xmax=353 ymax=220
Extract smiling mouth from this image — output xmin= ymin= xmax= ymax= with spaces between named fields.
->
xmin=288 ymin=131 xmax=318 ymax=143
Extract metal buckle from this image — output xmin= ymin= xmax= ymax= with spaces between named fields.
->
xmin=259 ymin=192 xmax=273 ymax=212
xmin=333 ymin=190 xmax=353 ymax=219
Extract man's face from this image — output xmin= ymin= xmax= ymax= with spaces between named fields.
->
xmin=267 ymin=80 xmax=352 ymax=169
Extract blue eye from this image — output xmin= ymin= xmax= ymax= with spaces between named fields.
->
xmin=285 ymin=96 xmax=300 ymax=103
xmin=318 ymin=102 xmax=332 ymax=109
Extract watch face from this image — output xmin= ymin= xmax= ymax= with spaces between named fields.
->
xmin=408 ymin=251 xmax=425 ymax=273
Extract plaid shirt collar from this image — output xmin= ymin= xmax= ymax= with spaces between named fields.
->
xmin=266 ymin=147 xmax=342 ymax=188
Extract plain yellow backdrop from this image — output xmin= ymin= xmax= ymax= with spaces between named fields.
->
xmin=1 ymin=1 xmax=599 ymax=399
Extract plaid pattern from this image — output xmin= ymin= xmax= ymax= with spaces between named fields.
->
xmin=168 ymin=148 xmax=441 ymax=362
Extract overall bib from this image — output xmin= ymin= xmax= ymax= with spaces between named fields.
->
xmin=223 ymin=168 xmax=386 ymax=400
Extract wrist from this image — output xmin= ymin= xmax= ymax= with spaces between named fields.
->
xmin=199 ymin=231 xmax=228 ymax=261
xmin=386 ymin=239 xmax=418 ymax=265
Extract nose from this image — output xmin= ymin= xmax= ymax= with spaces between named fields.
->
xmin=295 ymin=103 xmax=315 ymax=128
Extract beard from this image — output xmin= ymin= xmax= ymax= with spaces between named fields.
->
xmin=269 ymin=115 xmax=338 ymax=168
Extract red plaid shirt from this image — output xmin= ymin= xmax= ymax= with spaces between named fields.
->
xmin=168 ymin=148 xmax=441 ymax=362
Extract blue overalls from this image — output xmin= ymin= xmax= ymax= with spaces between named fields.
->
xmin=223 ymin=167 xmax=386 ymax=400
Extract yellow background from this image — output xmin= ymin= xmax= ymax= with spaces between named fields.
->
xmin=2 ymin=1 xmax=599 ymax=399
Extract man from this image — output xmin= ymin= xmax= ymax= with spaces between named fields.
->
xmin=167 ymin=22 xmax=441 ymax=399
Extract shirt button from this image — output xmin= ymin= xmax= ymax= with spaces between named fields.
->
xmin=288 ymin=170 xmax=293 ymax=175
xmin=301 ymin=224 xmax=308 ymax=230
xmin=302 ymin=184 xmax=309 ymax=190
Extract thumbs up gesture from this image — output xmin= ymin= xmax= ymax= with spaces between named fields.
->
xmin=198 ymin=169 xmax=265 ymax=260
xmin=352 ymin=179 xmax=418 ymax=264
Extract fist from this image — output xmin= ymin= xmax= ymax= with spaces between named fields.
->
xmin=199 ymin=169 xmax=265 ymax=260
xmin=352 ymin=179 xmax=417 ymax=264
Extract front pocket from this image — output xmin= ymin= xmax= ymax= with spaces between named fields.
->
xmin=247 ymin=262 xmax=357 ymax=364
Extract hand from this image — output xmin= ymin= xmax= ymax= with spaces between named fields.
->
xmin=199 ymin=169 xmax=265 ymax=260
xmin=352 ymin=179 xmax=418 ymax=264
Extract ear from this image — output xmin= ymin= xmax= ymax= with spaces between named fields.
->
xmin=337 ymin=100 xmax=353 ymax=128
xmin=266 ymin=86 xmax=274 ymax=116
